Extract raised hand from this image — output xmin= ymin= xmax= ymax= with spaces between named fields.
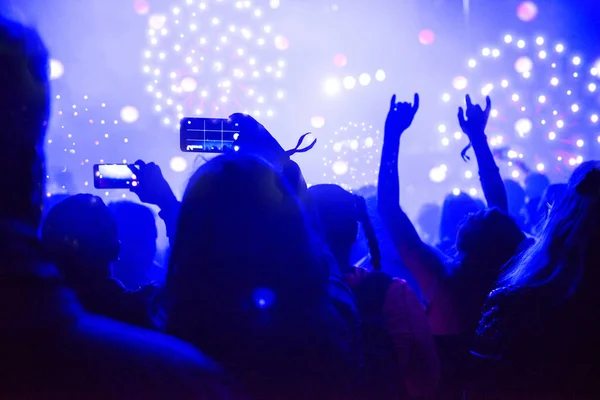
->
xmin=458 ymin=94 xmax=491 ymax=139
xmin=384 ymin=93 xmax=420 ymax=141
xmin=129 ymin=160 xmax=177 ymax=209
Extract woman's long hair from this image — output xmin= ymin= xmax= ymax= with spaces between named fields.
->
xmin=306 ymin=184 xmax=382 ymax=273
xmin=500 ymin=161 xmax=600 ymax=298
xmin=165 ymin=154 xmax=348 ymax=398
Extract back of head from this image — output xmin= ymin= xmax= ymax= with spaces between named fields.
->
xmin=525 ymin=172 xmax=550 ymax=200
xmin=502 ymin=161 xmax=600 ymax=297
xmin=440 ymin=192 xmax=482 ymax=244
xmin=168 ymin=153 xmax=329 ymax=343
xmin=456 ymin=208 xmax=525 ymax=272
xmin=41 ymin=194 xmax=118 ymax=281
xmin=0 ymin=18 xmax=49 ymax=230
xmin=306 ymin=184 xmax=381 ymax=272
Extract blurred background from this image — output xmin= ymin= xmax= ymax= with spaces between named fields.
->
xmin=1 ymin=0 xmax=599 ymax=236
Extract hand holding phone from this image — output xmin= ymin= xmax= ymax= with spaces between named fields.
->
xmin=180 ymin=117 xmax=240 ymax=153
xmin=94 ymin=164 xmax=138 ymax=189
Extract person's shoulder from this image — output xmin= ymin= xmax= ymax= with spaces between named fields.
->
xmin=71 ymin=314 xmax=238 ymax=398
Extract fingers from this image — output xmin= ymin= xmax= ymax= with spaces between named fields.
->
xmin=458 ymin=107 xmax=466 ymax=126
xmin=134 ymin=160 xmax=146 ymax=167
xmin=390 ymin=94 xmax=397 ymax=111
xmin=412 ymin=93 xmax=420 ymax=111
xmin=465 ymin=94 xmax=473 ymax=108
xmin=484 ymin=95 xmax=492 ymax=116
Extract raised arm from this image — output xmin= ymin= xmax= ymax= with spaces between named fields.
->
xmin=459 ymin=95 xmax=508 ymax=213
xmin=377 ymin=94 xmax=447 ymax=304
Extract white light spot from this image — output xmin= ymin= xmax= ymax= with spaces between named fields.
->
xmin=550 ymin=77 xmax=559 ymax=86
xmin=469 ymin=188 xmax=478 ymax=196
xmin=311 ymin=116 xmax=325 ymax=128
xmin=438 ymin=124 xmax=447 ymax=133
xmin=50 ymin=59 xmax=64 ymax=80
xmin=324 ymin=78 xmax=341 ymax=95
xmin=120 ymin=106 xmax=140 ymax=123
xmin=332 ymin=160 xmax=349 ymax=175
xmin=577 ymin=139 xmax=584 ymax=147
xmin=572 ymin=56 xmax=581 ymax=65
xmin=429 ymin=166 xmax=447 ymax=183
xmin=571 ymin=104 xmax=580 ymax=113
xmin=343 ymin=76 xmax=356 ymax=89
xmin=359 ymin=73 xmax=371 ymax=86
xmin=170 ymin=156 xmax=188 ymax=172
xmin=465 ymin=170 xmax=473 ymax=179
xmin=556 ymin=43 xmax=565 ymax=53
xmin=548 ymin=131 xmax=556 ymax=140
xmin=375 ymin=69 xmax=386 ymax=81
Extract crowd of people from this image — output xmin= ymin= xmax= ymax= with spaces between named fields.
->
xmin=1 ymin=16 xmax=599 ymax=400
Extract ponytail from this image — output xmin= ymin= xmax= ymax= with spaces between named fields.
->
xmin=354 ymin=195 xmax=382 ymax=270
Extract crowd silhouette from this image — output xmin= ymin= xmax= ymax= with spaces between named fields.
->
xmin=1 ymin=16 xmax=599 ymax=400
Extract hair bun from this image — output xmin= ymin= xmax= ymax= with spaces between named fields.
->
xmin=576 ymin=168 xmax=600 ymax=197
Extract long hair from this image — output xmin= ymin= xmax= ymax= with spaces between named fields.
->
xmin=453 ymin=207 xmax=526 ymax=330
xmin=165 ymin=154 xmax=347 ymax=398
xmin=500 ymin=161 xmax=600 ymax=298
xmin=306 ymin=184 xmax=382 ymax=272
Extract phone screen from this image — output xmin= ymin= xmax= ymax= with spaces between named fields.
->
xmin=93 ymin=164 xmax=138 ymax=189
xmin=180 ymin=117 xmax=240 ymax=153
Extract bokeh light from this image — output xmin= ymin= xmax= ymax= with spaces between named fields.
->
xmin=143 ymin=1 xmax=287 ymax=124
xmin=134 ymin=0 xmax=150 ymax=15
xmin=323 ymin=122 xmax=382 ymax=190
xmin=452 ymin=76 xmax=468 ymax=90
xmin=169 ymin=156 xmax=188 ymax=172
xmin=120 ymin=106 xmax=140 ymax=123
xmin=418 ymin=29 xmax=435 ymax=45
xmin=311 ymin=116 xmax=325 ymax=129
xmin=436 ymin=32 xmax=600 ymax=187
xmin=516 ymin=1 xmax=538 ymax=22
xmin=333 ymin=54 xmax=347 ymax=67
xmin=429 ymin=166 xmax=447 ymax=183
xmin=50 ymin=59 xmax=65 ymax=80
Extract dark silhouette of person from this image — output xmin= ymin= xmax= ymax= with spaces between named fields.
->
xmin=504 ymin=179 xmax=528 ymax=231
xmin=438 ymin=192 xmax=483 ymax=255
xmin=471 ymin=161 xmax=600 ymax=399
xmin=308 ymin=184 xmax=440 ymax=399
xmin=164 ymin=153 xmax=352 ymax=400
xmin=41 ymin=194 xmax=158 ymax=328
xmin=109 ymin=201 xmax=165 ymax=288
xmin=0 ymin=17 xmax=238 ymax=398
xmin=378 ymin=94 xmax=524 ymax=399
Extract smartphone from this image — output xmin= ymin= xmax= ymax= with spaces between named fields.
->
xmin=93 ymin=164 xmax=138 ymax=189
xmin=180 ymin=117 xmax=240 ymax=153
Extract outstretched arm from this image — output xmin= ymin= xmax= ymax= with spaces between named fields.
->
xmin=459 ymin=95 xmax=508 ymax=213
xmin=377 ymin=94 xmax=447 ymax=304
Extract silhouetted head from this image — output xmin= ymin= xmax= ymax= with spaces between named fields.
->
xmin=456 ymin=208 xmax=526 ymax=271
xmin=502 ymin=161 xmax=600 ymax=298
xmin=440 ymin=192 xmax=483 ymax=244
xmin=167 ymin=153 xmax=329 ymax=340
xmin=504 ymin=179 xmax=526 ymax=217
xmin=306 ymin=184 xmax=381 ymax=272
xmin=524 ymin=172 xmax=550 ymax=200
xmin=454 ymin=208 xmax=526 ymax=330
xmin=417 ymin=203 xmax=441 ymax=245
xmin=41 ymin=194 xmax=119 ymax=283
xmin=166 ymin=154 xmax=343 ymax=397
xmin=108 ymin=201 xmax=157 ymax=286
xmin=0 ymin=18 xmax=49 ymax=230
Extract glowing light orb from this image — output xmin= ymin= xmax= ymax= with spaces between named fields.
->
xmin=120 ymin=106 xmax=140 ymax=123
xmin=333 ymin=54 xmax=347 ymax=67
xmin=418 ymin=29 xmax=435 ymax=45
xmin=343 ymin=76 xmax=356 ymax=89
xmin=516 ymin=1 xmax=538 ymax=22
xmin=576 ymin=139 xmax=584 ymax=147
xmin=469 ymin=188 xmax=478 ymax=196
xmin=144 ymin=3 xmax=287 ymax=120
xmin=134 ymin=0 xmax=150 ymax=15
xmin=274 ymin=35 xmax=289 ymax=50
xmin=170 ymin=156 xmax=188 ymax=172
xmin=359 ymin=73 xmax=371 ymax=86
xmin=429 ymin=166 xmax=447 ymax=183
xmin=324 ymin=78 xmax=341 ymax=95
xmin=311 ymin=116 xmax=325 ymax=129
xmin=332 ymin=160 xmax=349 ymax=175
xmin=375 ymin=69 xmax=386 ymax=82
xmin=452 ymin=76 xmax=468 ymax=90
xmin=180 ymin=76 xmax=198 ymax=92
xmin=365 ymin=137 xmax=374 ymax=148
xmin=49 ymin=59 xmax=64 ymax=80
xmin=514 ymin=56 xmax=533 ymax=73
xmin=269 ymin=0 xmax=280 ymax=9
xmin=148 ymin=14 xmax=166 ymax=30
xmin=515 ymin=118 xmax=533 ymax=137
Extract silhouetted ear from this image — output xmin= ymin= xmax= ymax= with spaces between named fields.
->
xmin=282 ymin=160 xmax=307 ymax=198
